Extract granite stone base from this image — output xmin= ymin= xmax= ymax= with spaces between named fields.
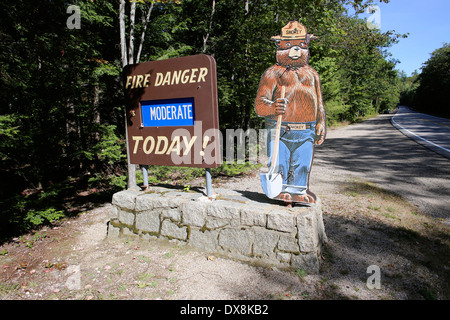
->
xmin=108 ymin=186 xmax=327 ymax=273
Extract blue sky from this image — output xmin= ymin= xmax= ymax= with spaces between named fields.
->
xmin=356 ymin=0 xmax=450 ymax=76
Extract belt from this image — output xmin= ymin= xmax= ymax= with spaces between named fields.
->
xmin=268 ymin=122 xmax=314 ymax=131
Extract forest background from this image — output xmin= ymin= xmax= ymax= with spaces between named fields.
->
xmin=0 ymin=0 xmax=447 ymax=240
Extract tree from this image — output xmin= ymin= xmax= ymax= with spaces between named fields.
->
xmin=413 ymin=43 xmax=450 ymax=117
xmin=119 ymin=0 xmax=156 ymax=189
xmin=399 ymin=71 xmax=419 ymax=107
xmin=0 ymin=0 xmax=126 ymax=237
xmin=0 ymin=0 xmax=407 ymax=238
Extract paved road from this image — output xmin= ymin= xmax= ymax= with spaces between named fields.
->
xmin=391 ymin=106 xmax=450 ymax=159
xmin=313 ymin=113 xmax=450 ymax=224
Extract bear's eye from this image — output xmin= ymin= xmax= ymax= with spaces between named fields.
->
xmin=285 ymin=42 xmax=291 ymax=47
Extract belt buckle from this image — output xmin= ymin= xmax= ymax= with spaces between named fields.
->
xmin=283 ymin=123 xmax=309 ymax=131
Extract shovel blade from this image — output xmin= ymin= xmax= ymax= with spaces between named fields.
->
xmin=260 ymin=172 xmax=283 ymax=199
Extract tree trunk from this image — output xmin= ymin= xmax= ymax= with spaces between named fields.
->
xmin=128 ymin=0 xmax=136 ymax=65
xmin=93 ymin=84 xmax=100 ymax=142
xmin=120 ymin=0 xmax=137 ymax=189
xmin=202 ymin=0 xmax=216 ymax=54
xmin=119 ymin=0 xmax=128 ymax=67
xmin=136 ymin=3 xmax=153 ymax=63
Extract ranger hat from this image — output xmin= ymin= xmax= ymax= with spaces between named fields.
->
xmin=271 ymin=21 xmax=317 ymax=42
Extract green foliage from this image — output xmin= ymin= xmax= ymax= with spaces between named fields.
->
xmin=109 ymin=174 xmax=128 ymax=190
xmin=105 ymin=161 xmax=261 ymax=191
xmin=0 ymin=114 xmax=22 ymax=164
xmin=81 ymin=125 xmax=126 ymax=164
xmin=0 ymin=114 xmax=20 ymax=141
xmin=324 ymin=100 xmax=351 ymax=126
xmin=310 ymin=57 xmax=343 ymax=103
xmin=399 ymin=43 xmax=450 ymax=118
xmin=399 ymin=71 xmax=420 ymax=107
xmin=0 ymin=0 xmax=410 ymax=239
xmin=213 ymin=161 xmax=260 ymax=177
xmin=413 ymin=43 xmax=450 ymax=117
xmin=26 ymin=208 xmax=65 ymax=226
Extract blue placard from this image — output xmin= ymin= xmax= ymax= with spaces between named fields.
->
xmin=141 ymin=98 xmax=195 ymax=127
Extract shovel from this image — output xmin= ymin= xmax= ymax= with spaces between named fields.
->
xmin=260 ymin=86 xmax=285 ymax=199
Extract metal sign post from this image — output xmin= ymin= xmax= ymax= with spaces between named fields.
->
xmin=205 ymin=168 xmax=213 ymax=198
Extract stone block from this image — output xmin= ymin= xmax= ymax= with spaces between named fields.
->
xmin=135 ymin=210 xmax=160 ymax=233
xmin=107 ymin=223 xmax=120 ymax=238
xmin=112 ymin=190 xmax=139 ymax=211
xmin=267 ymin=210 xmax=295 ymax=233
xmin=118 ymin=209 xmax=135 ymax=226
xmin=163 ymin=191 xmax=192 ymax=208
xmin=276 ymin=252 xmax=291 ymax=263
xmin=277 ymin=234 xmax=300 ymax=254
xmin=110 ymin=205 xmax=118 ymax=220
xmin=240 ymin=205 xmax=266 ymax=227
xmin=316 ymin=208 xmax=327 ymax=245
xmin=161 ymin=220 xmax=188 ymax=240
xmin=188 ymin=193 xmax=204 ymax=201
xmin=208 ymin=200 xmax=242 ymax=220
xmin=161 ymin=208 xmax=181 ymax=222
xmin=296 ymin=211 xmax=318 ymax=253
xmin=181 ymin=200 xmax=209 ymax=227
xmin=164 ymin=191 xmax=188 ymax=198
xmin=122 ymin=227 xmax=135 ymax=236
xmin=135 ymin=193 xmax=159 ymax=211
xmin=151 ymin=196 xmax=170 ymax=209
xmin=218 ymin=194 xmax=249 ymax=203
xmin=168 ymin=197 xmax=187 ymax=208
xmin=189 ymin=229 xmax=218 ymax=252
xmin=291 ymin=253 xmax=320 ymax=274
xmin=205 ymin=216 xmax=230 ymax=229
xmin=253 ymin=228 xmax=279 ymax=258
xmin=218 ymin=228 xmax=253 ymax=256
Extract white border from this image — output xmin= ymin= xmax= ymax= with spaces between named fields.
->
xmin=391 ymin=109 xmax=450 ymax=158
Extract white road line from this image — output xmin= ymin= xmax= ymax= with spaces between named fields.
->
xmin=392 ymin=113 xmax=450 ymax=154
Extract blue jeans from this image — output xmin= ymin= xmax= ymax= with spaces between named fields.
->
xmin=267 ymin=122 xmax=315 ymax=194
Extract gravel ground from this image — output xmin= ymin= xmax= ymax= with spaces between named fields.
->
xmin=1 ymin=115 xmax=449 ymax=301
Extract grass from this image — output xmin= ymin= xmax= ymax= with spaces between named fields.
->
xmin=295 ymin=268 xmax=308 ymax=278
xmin=340 ymin=178 xmax=449 ymax=237
xmin=0 ymin=283 xmax=20 ymax=296
xmin=326 ymin=177 xmax=450 ymax=299
xmin=163 ymin=252 xmax=175 ymax=259
xmin=137 ymin=273 xmax=155 ymax=282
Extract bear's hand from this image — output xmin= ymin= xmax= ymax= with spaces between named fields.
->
xmin=273 ymin=98 xmax=288 ymax=116
xmin=315 ymin=122 xmax=325 ymax=145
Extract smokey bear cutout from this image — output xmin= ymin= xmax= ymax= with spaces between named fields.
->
xmin=255 ymin=21 xmax=326 ymax=205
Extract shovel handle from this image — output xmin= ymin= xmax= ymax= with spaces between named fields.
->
xmin=270 ymin=86 xmax=285 ymax=171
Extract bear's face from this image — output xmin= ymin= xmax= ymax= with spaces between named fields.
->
xmin=275 ymin=39 xmax=309 ymax=68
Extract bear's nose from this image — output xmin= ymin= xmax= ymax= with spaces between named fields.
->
xmin=293 ymin=46 xmax=300 ymax=51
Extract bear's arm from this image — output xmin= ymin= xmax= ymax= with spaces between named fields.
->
xmin=314 ymin=70 xmax=326 ymax=129
xmin=254 ymin=68 xmax=278 ymax=117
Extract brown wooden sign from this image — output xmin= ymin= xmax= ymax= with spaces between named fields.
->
xmin=123 ymin=55 xmax=221 ymax=168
